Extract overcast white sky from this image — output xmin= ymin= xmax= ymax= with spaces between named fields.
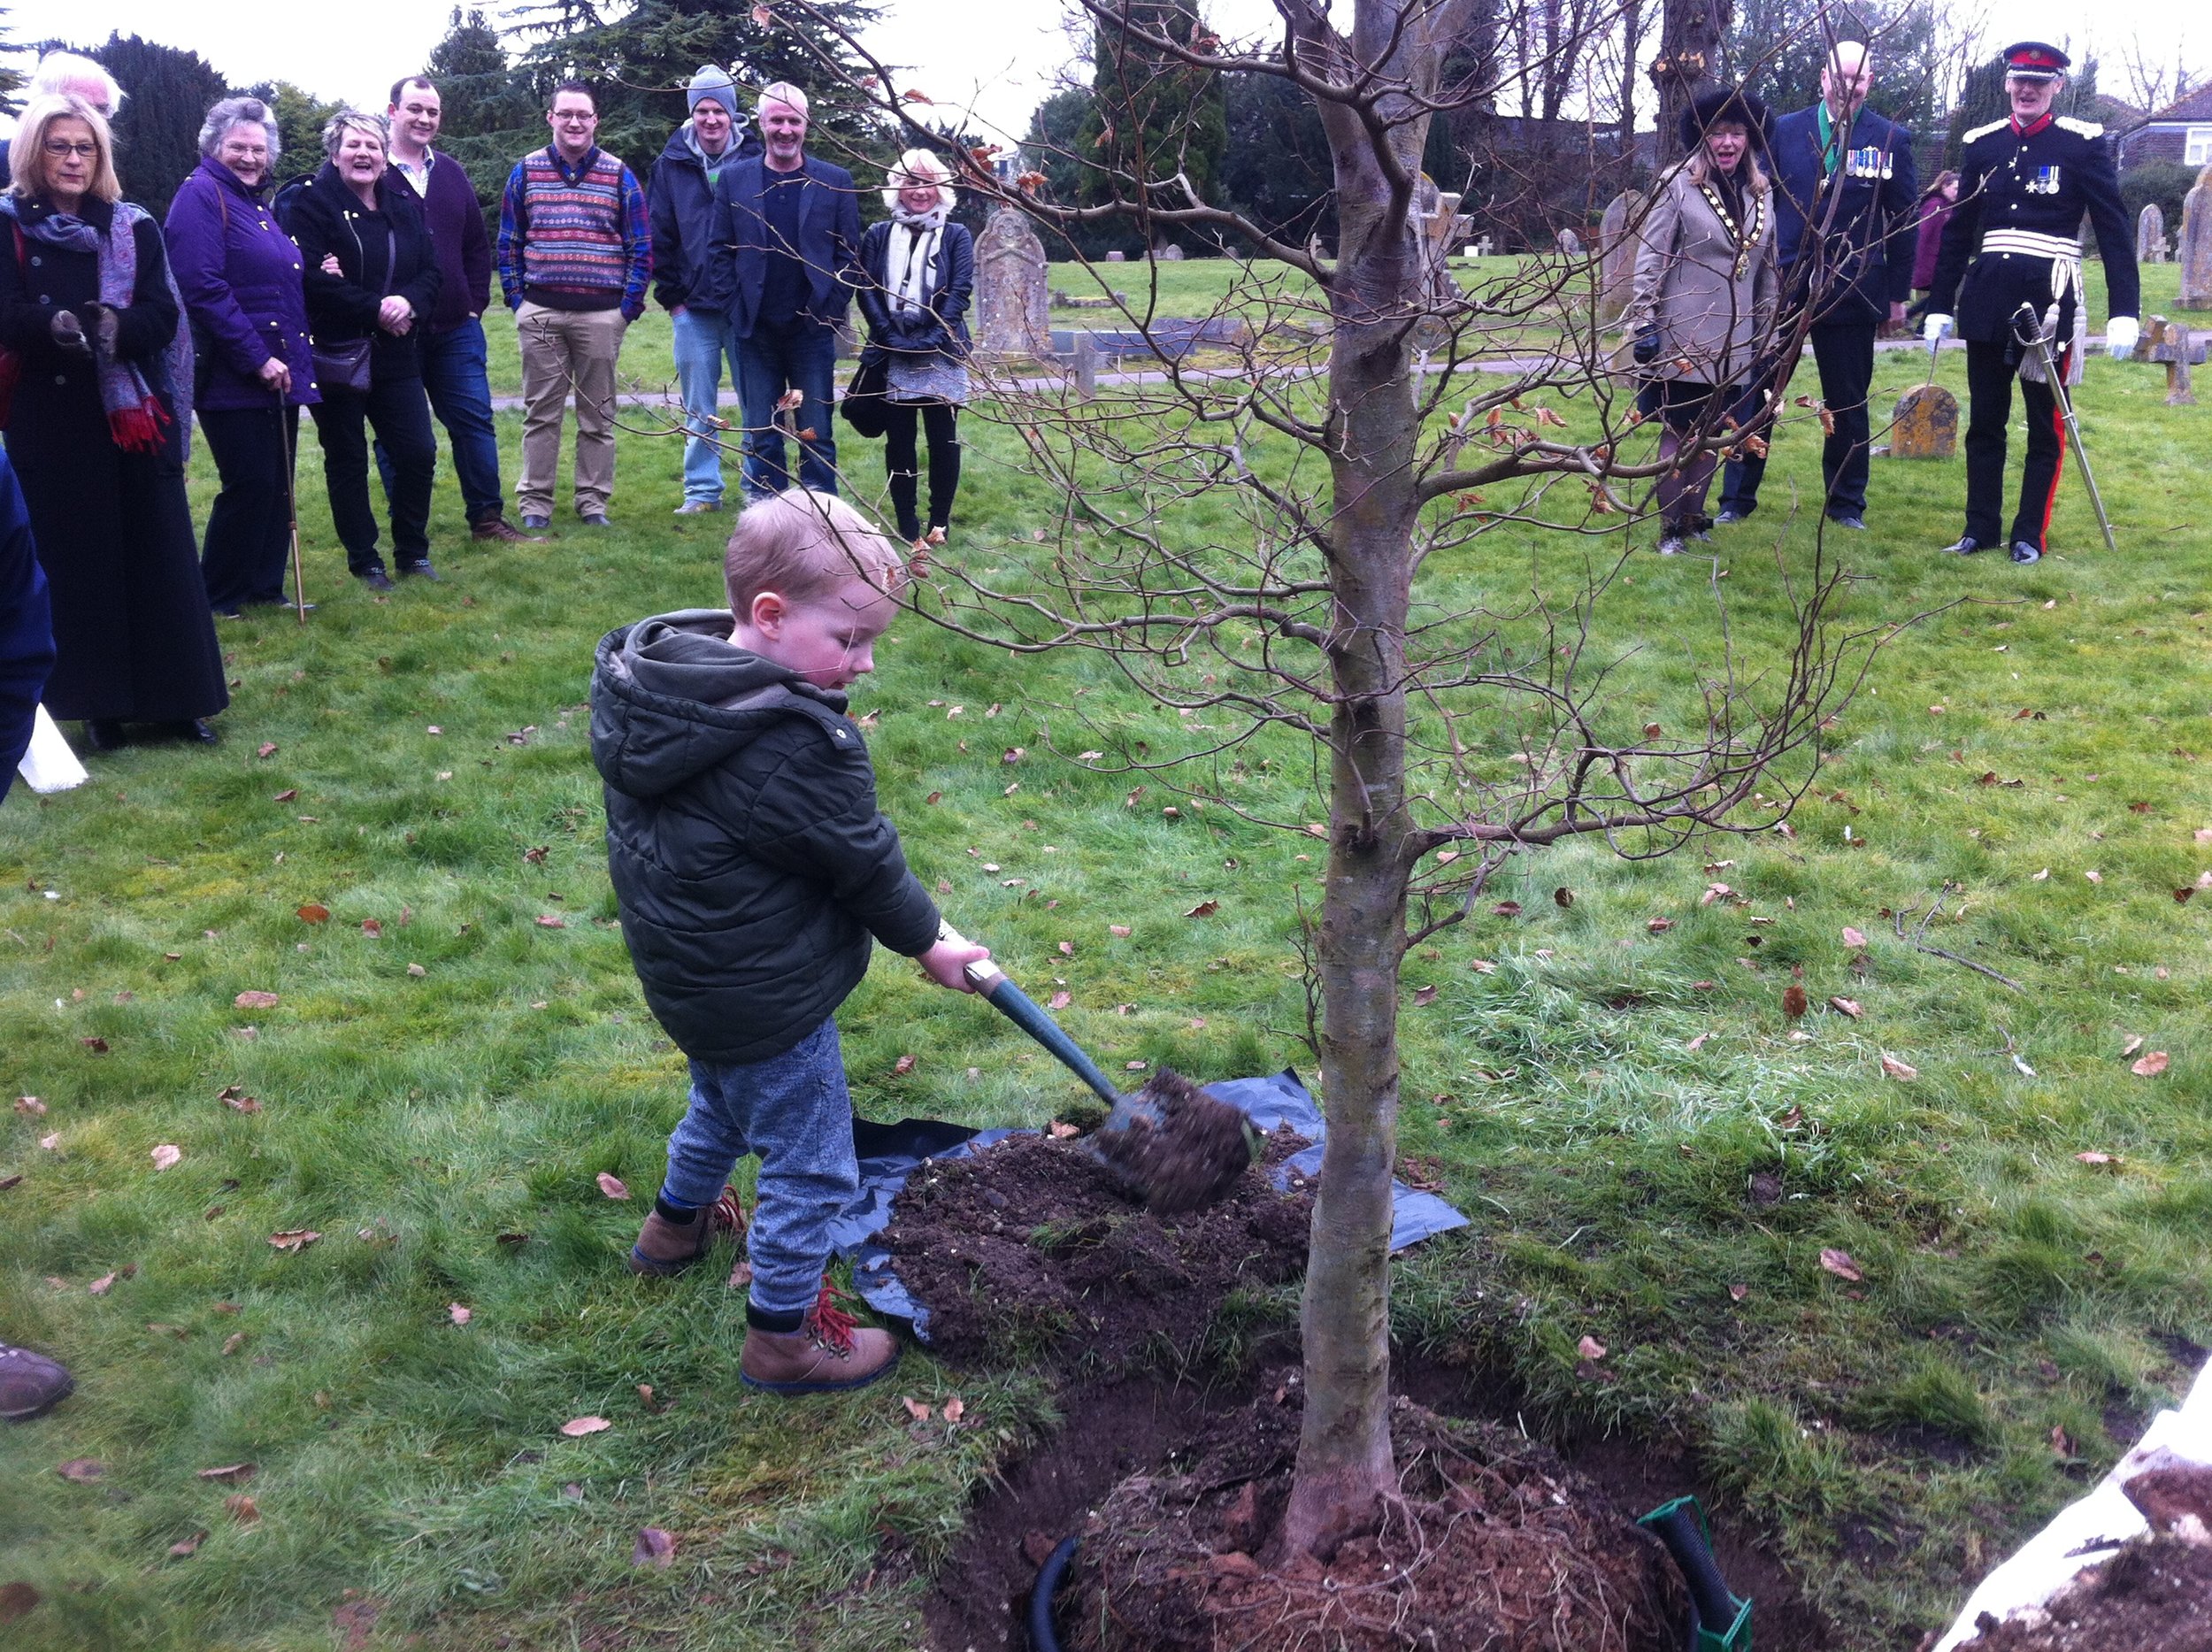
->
xmin=4 ymin=0 xmax=2203 ymax=142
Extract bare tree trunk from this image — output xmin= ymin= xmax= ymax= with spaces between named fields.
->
xmin=1653 ymin=0 xmax=1731 ymax=164
xmin=1621 ymin=0 xmax=1648 ymax=162
xmin=1275 ymin=0 xmax=1446 ymax=1559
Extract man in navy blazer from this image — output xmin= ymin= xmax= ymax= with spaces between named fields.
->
xmin=1718 ymin=41 xmax=1916 ymax=530
xmin=701 ymin=82 xmax=864 ymax=503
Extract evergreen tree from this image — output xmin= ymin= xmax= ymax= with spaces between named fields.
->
xmin=83 ymin=34 xmax=231 ymax=216
xmin=504 ymin=0 xmax=893 ymax=182
xmin=0 ymin=8 xmax=28 ymax=111
xmin=420 ymin=7 xmax=544 ymax=204
xmin=1077 ymin=1 xmax=1227 ymax=251
xmin=1946 ymin=47 xmax=2101 ymax=165
xmin=1217 ymin=73 xmax=1333 ymax=248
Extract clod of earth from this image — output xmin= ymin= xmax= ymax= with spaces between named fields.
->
xmin=1059 ymin=1375 xmax=1680 ymax=1652
xmin=1088 ymin=1071 xmax=1256 ymax=1216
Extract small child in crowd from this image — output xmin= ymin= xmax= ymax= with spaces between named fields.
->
xmin=589 ymin=487 xmax=987 ymax=1395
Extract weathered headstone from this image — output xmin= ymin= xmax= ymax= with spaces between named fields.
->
xmin=1469 ymin=233 xmax=1496 ymax=257
xmin=2132 ymin=314 xmax=2204 ymax=405
xmin=1556 ymin=227 xmax=1584 ymax=257
xmin=1598 ymin=191 xmax=1639 ymax=322
xmin=2182 ymin=165 xmax=2212 ymax=310
xmin=1889 ymin=383 xmax=1958 ymax=459
xmin=1158 ymin=242 xmax=1186 ymax=261
xmin=2138 ymin=202 xmax=2167 ymax=264
xmin=1105 ymin=249 xmax=1126 ymax=263
xmin=976 ymin=205 xmax=1050 ymax=358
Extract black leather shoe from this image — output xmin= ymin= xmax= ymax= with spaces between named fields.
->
xmin=398 ymin=561 xmax=440 ymax=581
xmin=1827 ymin=513 xmax=1867 ymax=531
xmin=1940 ymin=535 xmax=1983 ymax=556
xmin=168 ymin=719 xmax=219 ymax=745
xmin=82 ymin=719 xmax=127 ymax=752
xmin=2010 ymin=541 xmax=2042 ymax=565
xmin=1716 ymin=509 xmax=1748 ymax=525
xmin=359 ymin=569 xmax=395 ymax=591
xmin=213 ymin=606 xmax=244 ymax=620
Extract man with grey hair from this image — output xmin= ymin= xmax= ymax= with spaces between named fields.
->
xmin=701 ymin=81 xmax=862 ymax=502
xmin=0 ymin=51 xmax=124 ymax=176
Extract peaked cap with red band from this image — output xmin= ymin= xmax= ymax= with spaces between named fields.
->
xmin=2002 ymin=41 xmax=2070 ymax=81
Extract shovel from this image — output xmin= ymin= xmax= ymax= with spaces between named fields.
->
xmin=937 ymin=921 xmax=1255 ymax=1213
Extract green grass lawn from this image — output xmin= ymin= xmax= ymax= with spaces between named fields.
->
xmin=3 ymin=334 xmax=2210 ymax=1649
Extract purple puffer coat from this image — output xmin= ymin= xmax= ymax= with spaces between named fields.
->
xmin=164 ymin=156 xmax=319 ymax=411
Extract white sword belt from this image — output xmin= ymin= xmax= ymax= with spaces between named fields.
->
xmin=1978 ymin=230 xmax=2081 ymax=260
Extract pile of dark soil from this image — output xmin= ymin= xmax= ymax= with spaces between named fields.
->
xmin=875 ymin=1126 xmax=1313 ymax=1371
xmin=1954 ymin=1538 xmax=2212 ymax=1650
xmin=1091 ymin=1070 xmax=1257 ymax=1216
xmin=1958 ymin=1464 xmax=2212 ymax=1651
xmin=1059 ymin=1372 xmax=1680 ymax=1652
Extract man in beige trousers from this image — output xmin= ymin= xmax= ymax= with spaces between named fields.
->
xmin=495 ymin=80 xmax=653 ymax=527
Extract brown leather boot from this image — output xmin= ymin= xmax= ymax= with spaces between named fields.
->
xmin=740 ymin=1283 xmax=899 ymax=1395
xmin=627 ymin=1187 xmax=747 ymax=1276
xmin=472 ymin=515 xmax=548 ymax=544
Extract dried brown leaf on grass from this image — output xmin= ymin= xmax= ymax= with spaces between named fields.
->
xmin=595 ymin=1173 xmax=630 ymax=1200
xmin=1819 ymin=1249 xmax=1863 ymax=1282
xmin=1879 ymin=1054 xmax=1918 ymax=1080
xmin=234 ymin=991 xmax=280 ymax=1010
xmin=559 ymin=1416 xmax=611 ymax=1438
xmin=634 ymin=1526 xmax=677 ymax=1567
xmin=2131 ymin=1051 xmax=2170 ymax=1077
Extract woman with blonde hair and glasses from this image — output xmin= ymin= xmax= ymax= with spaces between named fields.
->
xmin=0 ymin=94 xmax=225 ymax=751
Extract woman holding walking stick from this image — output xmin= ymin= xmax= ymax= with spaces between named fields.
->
xmin=166 ymin=96 xmax=318 ymax=618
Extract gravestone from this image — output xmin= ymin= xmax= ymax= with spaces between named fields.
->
xmin=1889 ymin=383 xmax=1958 ymax=459
xmin=1105 ymin=250 xmax=1126 ymax=262
xmin=1556 ymin=227 xmax=1584 ymax=257
xmin=1159 ymin=243 xmax=1186 ymax=261
xmin=2183 ymin=165 xmax=2212 ymax=310
xmin=2139 ymin=202 xmax=2167 ymax=264
xmin=1468 ymin=233 xmax=1496 ymax=257
xmin=2131 ymin=314 xmax=2205 ymax=405
xmin=1598 ymin=191 xmax=1639 ymax=322
xmin=976 ymin=204 xmax=1051 ymax=358
xmin=1071 ymin=332 xmax=1100 ymax=400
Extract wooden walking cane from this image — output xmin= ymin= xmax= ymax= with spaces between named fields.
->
xmin=277 ymin=381 xmax=308 ymax=624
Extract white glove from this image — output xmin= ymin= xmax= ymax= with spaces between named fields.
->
xmin=2106 ymin=315 xmax=2139 ymax=360
xmin=1923 ymin=313 xmax=1953 ymax=345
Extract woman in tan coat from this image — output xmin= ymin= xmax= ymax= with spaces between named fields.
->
xmin=1629 ymin=87 xmax=1778 ymax=554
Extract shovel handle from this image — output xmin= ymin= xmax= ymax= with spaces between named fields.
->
xmin=939 ymin=922 xmax=1123 ymax=1109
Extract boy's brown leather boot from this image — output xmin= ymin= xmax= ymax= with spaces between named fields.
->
xmin=627 ymin=1187 xmax=746 ymax=1277
xmin=740 ymin=1283 xmax=899 ymax=1395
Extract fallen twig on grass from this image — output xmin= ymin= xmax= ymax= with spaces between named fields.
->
xmin=1893 ymin=885 xmax=2025 ymax=992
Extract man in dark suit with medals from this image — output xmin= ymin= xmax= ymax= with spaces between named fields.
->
xmin=1718 ymin=40 xmax=1916 ymax=531
xmin=1923 ymin=42 xmax=2139 ymax=565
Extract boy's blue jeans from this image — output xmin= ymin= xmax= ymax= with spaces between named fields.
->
xmin=659 ymin=1018 xmax=856 ymax=1320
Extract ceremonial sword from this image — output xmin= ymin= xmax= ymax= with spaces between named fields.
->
xmin=2011 ymin=301 xmax=2116 ymax=555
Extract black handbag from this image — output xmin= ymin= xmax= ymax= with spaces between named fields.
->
xmin=310 ymin=223 xmax=393 ymax=397
xmin=840 ymin=348 xmax=892 ymax=440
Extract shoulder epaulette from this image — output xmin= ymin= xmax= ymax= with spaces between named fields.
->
xmin=1962 ymin=119 xmax=2009 ymax=143
xmin=2054 ymin=115 xmax=2104 ymax=137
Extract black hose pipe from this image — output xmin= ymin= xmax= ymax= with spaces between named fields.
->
xmin=1027 ymin=1533 xmax=1079 ymax=1652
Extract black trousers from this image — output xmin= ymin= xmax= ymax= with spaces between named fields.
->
xmin=310 ymin=373 xmax=435 ymax=575
xmin=1963 ymin=337 xmax=2068 ymax=551
xmin=199 ymin=403 xmax=300 ymax=611
xmin=883 ymin=401 xmax=960 ymax=540
xmin=1718 ymin=322 xmax=1876 ymax=519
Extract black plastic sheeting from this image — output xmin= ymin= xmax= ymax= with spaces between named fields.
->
xmin=834 ymin=1068 xmax=1471 ymax=1341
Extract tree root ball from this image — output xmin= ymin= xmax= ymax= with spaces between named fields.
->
xmin=1061 ymin=1374 xmax=1682 ymax=1652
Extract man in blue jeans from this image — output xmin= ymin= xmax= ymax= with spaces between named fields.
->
xmin=380 ymin=75 xmax=541 ymax=545
xmin=650 ymin=65 xmax=753 ymax=514
xmin=700 ymin=81 xmax=862 ymax=503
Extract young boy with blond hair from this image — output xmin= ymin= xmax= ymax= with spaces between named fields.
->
xmin=590 ymin=487 xmax=986 ymax=1394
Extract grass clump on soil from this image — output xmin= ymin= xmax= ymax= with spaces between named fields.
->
xmin=0 ymin=266 xmax=2208 ymax=1648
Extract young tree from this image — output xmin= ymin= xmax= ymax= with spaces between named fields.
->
xmin=786 ymin=0 xmax=1886 ymax=1573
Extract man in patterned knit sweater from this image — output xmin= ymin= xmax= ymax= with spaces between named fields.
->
xmin=497 ymin=81 xmax=652 ymax=529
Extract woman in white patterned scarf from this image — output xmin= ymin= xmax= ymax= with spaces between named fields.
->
xmin=854 ymin=150 xmax=972 ymax=547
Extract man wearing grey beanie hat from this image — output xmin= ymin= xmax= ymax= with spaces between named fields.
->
xmin=653 ymin=65 xmax=756 ymax=511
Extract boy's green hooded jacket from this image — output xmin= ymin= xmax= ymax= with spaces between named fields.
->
xmin=590 ymin=611 xmax=940 ymax=1064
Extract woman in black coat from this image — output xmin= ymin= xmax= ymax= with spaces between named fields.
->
xmin=855 ymin=150 xmax=972 ymax=546
xmin=281 ymin=109 xmax=441 ymax=589
xmin=0 ymin=95 xmax=226 ymax=750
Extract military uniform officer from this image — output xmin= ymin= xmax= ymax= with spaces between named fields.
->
xmin=1923 ymin=41 xmax=2138 ymax=565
